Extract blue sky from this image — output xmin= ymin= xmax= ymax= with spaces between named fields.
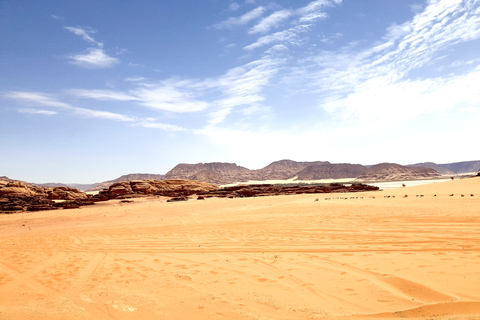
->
xmin=1 ymin=0 xmax=479 ymax=183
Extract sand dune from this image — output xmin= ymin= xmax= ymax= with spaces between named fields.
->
xmin=0 ymin=178 xmax=479 ymax=319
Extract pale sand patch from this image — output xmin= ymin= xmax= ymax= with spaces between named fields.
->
xmin=0 ymin=178 xmax=479 ymax=319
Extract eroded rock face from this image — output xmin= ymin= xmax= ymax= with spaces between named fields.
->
xmin=94 ymin=179 xmax=218 ymax=200
xmin=197 ymin=183 xmax=379 ymax=199
xmin=0 ymin=181 xmax=92 ymax=213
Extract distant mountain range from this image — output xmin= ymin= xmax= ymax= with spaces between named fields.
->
xmin=407 ymin=161 xmax=480 ymax=175
xmin=3 ymin=160 xmax=479 ymax=191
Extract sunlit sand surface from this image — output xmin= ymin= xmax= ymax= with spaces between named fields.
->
xmin=0 ymin=178 xmax=479 ymax=319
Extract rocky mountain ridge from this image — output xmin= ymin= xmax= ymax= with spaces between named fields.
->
xmin=408 ymin=160 xmax=480 ymax=175
xmin=356 ymin=163 xmax=440 ymax=181
xmin=4 ymin=160 xmax=478 ymax=191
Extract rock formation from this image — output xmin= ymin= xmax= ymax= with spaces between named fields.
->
xmin=94 ymin=179 xmax=218 ymax=200
xmin=251 ymin=160 xmax=329 ymax=180
xmin=164 ymin=163 xmax=253 ymax=184
xmin=198 ymin=183 xmax=379 ymax=199
xmin=356 ymin=163 xmax=440 ymax=181
xmin=87 ymin=173 xmax=165 ymax=192
xmin=0 ymin=180 xmax=93 ymax=213
xmin=164 ymin=160 xmax=366 ymax=184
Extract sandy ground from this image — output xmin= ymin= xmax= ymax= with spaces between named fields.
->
xmin=0 ymin=178 xmax=479 ymax=320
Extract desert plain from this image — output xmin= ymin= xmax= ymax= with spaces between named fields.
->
xmin=0 ymin=178 xmax=479 ymax=320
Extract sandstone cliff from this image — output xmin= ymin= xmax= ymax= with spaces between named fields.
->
xmin=95 ymin=179 xmax=218 ymax=200
xmin=0 ymin=181 xmax=93 ymax=212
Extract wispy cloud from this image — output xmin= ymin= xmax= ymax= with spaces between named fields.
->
xmin=68 ymin=48 xmax=119 ymax=68
xmin=4 ymin=91 xmax=185 ymax=131
xmin=213 ymin=6 xmax=265 ymax=29
xmin=68 ymin=81 xmax=210 ymax=114
xmin=244 ymin=24 xmax=311 ymax=50
xmin=64 ymin=25 xmax=120 ymax=68
xmin=134 ymin=120 xmax=186 ymax=131
xmin=208 ymin=56 xmax=283 ymax=124
xmin=229 ymin=2 xmax=240 ymax=11
xmin=18 ymin=108 xmax=57 ymax=115
xmin=244 ymin=0 xmax=340 ymax=50
xmin=65 ymin=26 xmax=101 ymax=46
xmin=4 ymin=91 xmax=72 ymax=108
xmin=283 ymin=0 xmax=480 ymax=127
xmin=67 ymin=89 xmax=137 ymax=101
xmin=248 ymin=9 xmax=292 ymax=34
xmin=297 ymin=0 xmax=340 ymax=23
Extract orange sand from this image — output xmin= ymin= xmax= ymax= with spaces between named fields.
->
xmin=0 ymin=178 xmax=479 ymax=319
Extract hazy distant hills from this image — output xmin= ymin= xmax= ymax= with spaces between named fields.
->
xmin=356 ymin=163 xmax=440 ymax=181
xmin=296 ymin=163 xmax=367 ymax=180
xmin=408 ymin=161 xmax=480 ymax=175
xmin=36 ymin=182 xmax=98 ymax=191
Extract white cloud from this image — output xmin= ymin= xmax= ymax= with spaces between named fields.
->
xmin=18 ymin=108 xmax=57 ymax=115
xmin=249 ymin=10 xmax=292 ymax=34
xmin=65 ymin=26 xmax=99 ymax=45
xmin=134 ymin=121 xmax=186 ymax=131
xmin=229 ymin=2 xmax=240 ymax=11
xmin=67 ymin=89 xmax=137 ymax=101
xmin=5 ymin=90 xmax=188 ymax=131
xmin=280 ymin=0 xmax=480 ymax=128
xmin=124 ymin=76 xmax=147 ymax=82
xmin=51 ymin=15 xmax=64 ymax=21
xmin=68 ymin=48 xmax=119 ymax=68
xmin=213 ymin=6 xmax=265 ymax=29
xmin=4 ymin=91 xmax=72 ymax=108
xmin=244 ymin=25 xmax=311 ymax=50
xmin=131 ymin=85 xmax=209 ymax=113
xmin=72 ymin=108 xmax=134 ymax=122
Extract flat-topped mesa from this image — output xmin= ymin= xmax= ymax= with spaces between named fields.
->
xmin=356 ymin=163 xmax=441 ymax=182
xmin=94 ymin=179 xmax=218 ymax=200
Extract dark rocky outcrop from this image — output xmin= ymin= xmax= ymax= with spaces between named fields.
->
xmin=356 ymin=163 xmax=441 ymax=181
xmin=198 ymin=183 xmax=379 ymax=199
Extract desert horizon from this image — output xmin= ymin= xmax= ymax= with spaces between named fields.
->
xmin=1 ymin=177 xmax=479 ymax=319
xmin=2 ymin=1 xmax=480 ymax=319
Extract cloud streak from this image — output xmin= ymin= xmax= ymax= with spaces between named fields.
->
xmin=4 ymin=91 xmax=186 ymax=131
xmin=213 ymin=6 xmax=265 ymax=29
xmin=248 ymin=10 xmax=292 ymax=34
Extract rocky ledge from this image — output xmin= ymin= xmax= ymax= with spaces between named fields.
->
xmin=197 ymin=183 xmax=379 ymax=199
xmin=92 ymin=179 xmax=219 ymax=200
xmin=0 ymin=181 xmax=94 ymax=213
